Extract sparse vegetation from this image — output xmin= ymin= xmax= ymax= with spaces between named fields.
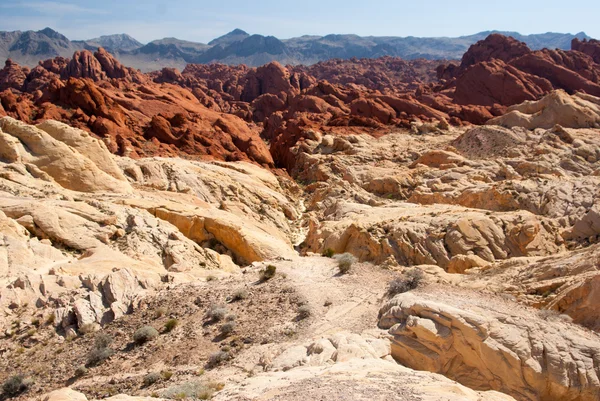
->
xmin=387 ymin=269 xmax=424 ymax=296
xmin=45 ymin=314 xmax=55 ymax=326
xmin=94 ymin=333 xmax=113 ymax=349
xmin=231 ymin=288 xmax=249 ymax=301
xmin=334 ymin=253 xmax=357 ymax=274
xmin=161 ymin=370 xmax=174 ymax=381
xmin=220 ymin=321 xmax=236 ymax=336
xmin=206 ymin=305 xmax=228 ymax=322
xmin=164 ymin=319 xmax=179 ymax=333
xmin=2 ymin=375 xmax=31 ymax=397
xmin=322 ymin=248 xmax=335 ymax=258
xmin=144 ymin=372 xmax=162 ymax=387
xmin=87 ymin=346 xmax=115 ymax=367
xmin=133 ymin=326 xmax=159 ymax=345
xmin=207 ymin=350 xmax=230 ymax=367
xmin=297 ymin=305 xmax=312 ymax=319
xmin=260 ymin=265 xmax=277 ymax=281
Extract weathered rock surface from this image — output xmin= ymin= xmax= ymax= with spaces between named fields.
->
xmin=379 ymin=291 xmax=600 ymax=401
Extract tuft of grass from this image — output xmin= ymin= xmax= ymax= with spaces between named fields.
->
xmin=387 ymin=269 xmax=424 ymax=296
xmin=164 ymin=319 xmax=179 ymax=333
xmin=334 ymin=253 xmax=357 ymax=274
xmin=161 ymin=370 xmax=174 ymax=381
xmin=133 ymin=326 xmax=159 ymax=345
xmin=79 ymin=323 xmax=97 ymax=335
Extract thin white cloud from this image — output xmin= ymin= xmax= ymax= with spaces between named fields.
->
xmin=0 ymin=1 xmax=109 ymax=16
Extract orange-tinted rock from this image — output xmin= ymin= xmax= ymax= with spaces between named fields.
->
xmin=459 ymin=34 xmax=530 ymax=71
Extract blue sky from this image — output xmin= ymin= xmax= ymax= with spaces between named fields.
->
xmin=0 ymin=0 xmax=597 ymax=43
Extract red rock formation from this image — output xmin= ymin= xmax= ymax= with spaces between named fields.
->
xmin=454 ymin=60 xmax=553 ymax=106
xmin=572 ymin=38 xmax=600 ymax=64
xmin=458 ymin=34 xmax=530 ymax=71
xmin=0 ymin=59 xmax=29 ymax=92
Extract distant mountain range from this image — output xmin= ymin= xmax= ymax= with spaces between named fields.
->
xmin=0 ymin=27 xmax=592 ymax=72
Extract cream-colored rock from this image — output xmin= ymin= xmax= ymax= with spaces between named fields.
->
xmin=487 ymin=90 xmax=600 ymax=129
xmin=0 ymin=117 xmax=132 ymax=193
xmin=40 ymin=388 xmax=166 ymax=401
xmin=214 ymin=358 xmax=516 ymax=401
xmin=379 ymin=291 xmax=600 ymax=401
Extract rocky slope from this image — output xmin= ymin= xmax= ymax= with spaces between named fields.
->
xmin=1 ymin=33 xmax=600 ymax=401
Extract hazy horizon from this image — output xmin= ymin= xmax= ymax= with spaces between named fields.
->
xmin=0 ymin=0 xmax=598 ymax=44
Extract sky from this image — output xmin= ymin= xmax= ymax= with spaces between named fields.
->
xmin=0 ymin=0 xmax=598 ymax=43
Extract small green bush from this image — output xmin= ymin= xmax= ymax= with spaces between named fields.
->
xmin=335 ymin=253 xmax=357 ymax=274
xmin=164 ymin=319 xmax=179 ymax=333
xmin=322 ymin=248 xmax=335 ymax=258
xmin=260 ymin=265 xmax=277 ymax=281
xmin=161 ymin=370 xmax=174 ymax=380
xmin=143 ymin=372 xmax=162 ymax=387
xmin=2 ymin=375 xmax=31 ymax=397
xmin=133 ymin=326 xmax=159 ymax=345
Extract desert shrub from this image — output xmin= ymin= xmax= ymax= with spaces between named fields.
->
xmin=143 ymin=372 xmax=162 ymax=387
xmin=74 ymin=365 xmax=88 ymax=378
xmin=94 ymin=333 xmax=113 ymax=349
xmin=297 ymin=305 xmax=312 ymax=319
xmin=133 ymin=326 xmax=159 ymax=345
xmin=322 ymin=248 xmax=335 ymax=258
xmin=87 ymin=347 xmax=114 ymax=367
xmin=225 ymin=314 xmax=237 ymax=322
xmin=387 ymin=269 xmax=424 ymax=296
xmin=45 ymin=314 xmax=55 ymax=326
xmin=162 ymin=381 xmax=222 ymax=400
xmin=206 ymin=305 xmax=228 ymax=322
xmin=154 ymin=307 xmax=168 ymax=319
xmin=207 ymin=350 xmax=230 ymax=367
xmin=161 ymin=370 xmax=174 ymax=380
xmin=164 ymin=319 xmax=179 ymax=333
xmin=334 ymin=253 xmax=357 ymax=274
xmin=260 ymin=265 xmax=277 ymax=281
xmin=31 ymin=318 xmax=40 ymax=327
xmin=220 ymin=322 xmax=236 ymax=336
xmin=2 ymin=375 xmax=31 ymax=397
xmin=231 ymin=288 xmax=249 ymax=301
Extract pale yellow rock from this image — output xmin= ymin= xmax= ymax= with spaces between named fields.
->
xmin=0 ymin=117 xmax=132 ymax=193
xmin=487 ymin=90 xmax=600 ymax=129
